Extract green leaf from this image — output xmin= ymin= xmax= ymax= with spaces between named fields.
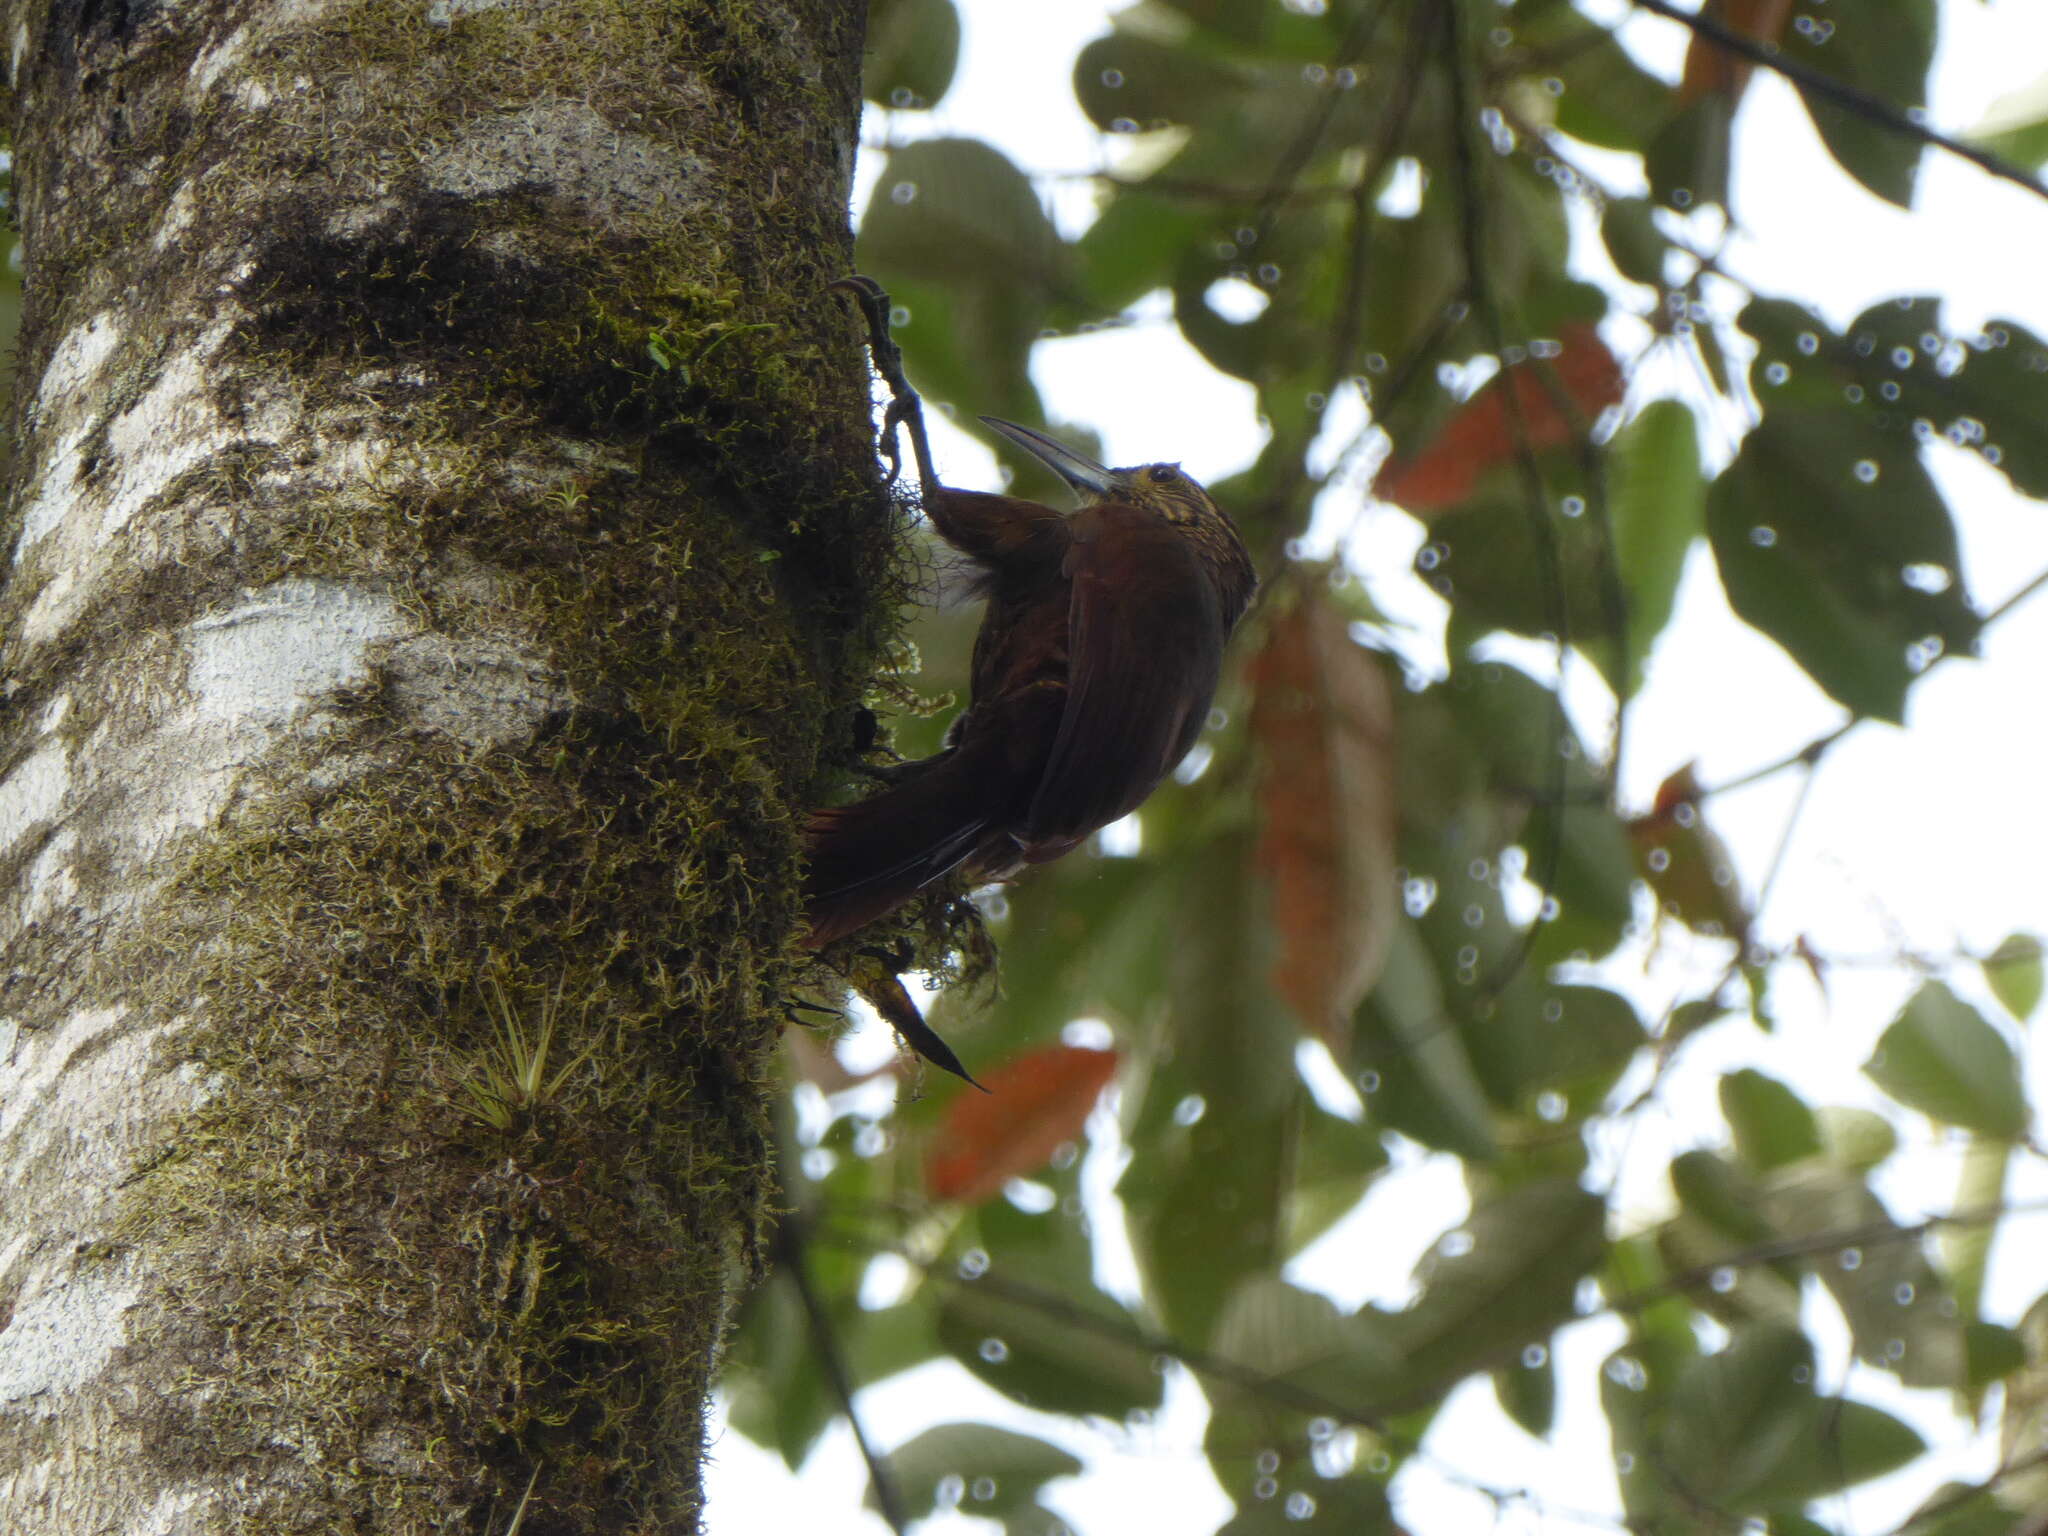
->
xmin=1944 ymin=1135 xmax=2013 ymax=1322
xmin=1395 ymin=1179 xmax=1605 ymax=1395
xmin=860 ymin=138 xmax=1062 ymax=290
xmin=937 ymin=1261 xmax=1164 ymax=1420
xmin=878 ymin=1423 xmax=1081 ymax=1523
xmin=1287 ymin=1102 xmax=1391 ymax=1257
xmin=1598 ymin=197 xmax=1667 ymax=288
xmin=1072 ymin=31 xmax=1253 ymax=132
xmin=862 ymin=0 xmax=961 ymax=111
xmin=721 ymin=1275 xmax=835 ymax=1469
xmin=1746 ymin=296 xmax=2048 ymax=501
xmin=1208 ymin=1276 xmax=1406 ymax=1437
xmin=1817 ymin=1105 xmax=1898 ymax=1171
xmin=1645 ymin=94 xmax=1734 ymax=212
xmin=1746 ymin=1399 xmax=1927 ymax=1507
xmin=1607 ymin=400 xmax=1704 ymax=694
xmin=857 ymin=138 xmax=1066 ymax=424
xmin=1783 ymin=0 xmax=1936 ymax=208
xmin=1072 ymin=185 xmax=1215 ymax=315
xmin=1353 ymin=915 xmax=1499 ymax=1160
xmin=1985 ymin=933 xmax=2045 ymax=1022
xmin=1444 ymin=661 xmax=1637 ymax=966
xmin=938 ymin=1186 xmax=1166 ymax=1419
xmin=993 ymin=852 xmax=1172 ymax=1049
xmin=1659 ymin=1323 xmax=1926 ymax=1509
xmin=1721 ymin=1069 xmax=1822 ymax=1174
xmin=1659 ymin=1152 xmax=1806 ymax=1328
xmin=1707 ymin=406 xmax=1979 ymax=721
xmin=1866 ymin=982 xmax=2029 ymax=1138
xmin=1670 ymin=1149 xmax=1777 ymax=1249
xmin=1426 ymin=478 xmax=1623 ymax=673
xmin=1505 ymin=0 xmax=1674 ymax=153
xmin=1215 ymin=1475 xmax=1396 ymax=1535
xmin=1896 ymin=1483 xmax=2028 ymax=1536
xmin=1964 ymin=1322 xmax=2027 ymax=1391
xmin=1761 ymin=1165 xmax=1965 ymax=1390
xmin=1494 ymin=1345 xmax=1557 ymax=1438
xmin=1970 ymin=66 xmax=2048 ymax=168
xmin=1658 ymin=1321 xmax=1818 ymax=1505
xmin=1202 ymin=1282 xmax=1407 ymax=1525
xmin=1122 ymin=826 xmax=1299 ymax=1342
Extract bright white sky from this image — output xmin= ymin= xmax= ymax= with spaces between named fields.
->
xmin=709 ymin=3 xmax=2048 ymax=1531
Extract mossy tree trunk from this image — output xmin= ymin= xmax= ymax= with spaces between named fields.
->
xmin=0 ymin=1 xmax=887 ymax=1529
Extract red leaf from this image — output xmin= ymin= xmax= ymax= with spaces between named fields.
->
xmin=1628 ymin=764 xmax=1749 ymax=943
xmin=1249 ymin=586 xmax=1397 ymax=1050
xmin=1648 ymin=761 xmax=1703 ymax=820
xmin=924 ymin=1045 xmax=1119 ymax=1204
xmin=1375 ymin=324 xmax=1625 ymax=513
xmin=1678 ymin=0 xmax=1795 ymax=107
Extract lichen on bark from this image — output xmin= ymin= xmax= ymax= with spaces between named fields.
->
xmin=0 ymin=0 xmax=905 ymax=1529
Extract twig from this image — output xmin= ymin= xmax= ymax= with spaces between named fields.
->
xmin=1325 ymin=0 xmax=1436 ymax=391
xmin=1606 ymin=1197 xmax=2048 ymax=1315
xmin=1984 ymin=562 xmax=2048 ymax=628
xmin=927 ymin=1264 xmax=1635 ymax=1533
xmin=1250 ymin=0 xmax=1397 ymax=242
xmin=1439 ymin=0 xmax=1577 ymax=1000
xmin=772 ymin=1217 xmax=911 ymax=1534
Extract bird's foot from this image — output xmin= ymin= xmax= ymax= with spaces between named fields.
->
xmin=830 ymin=274 xmax=940 ymax=502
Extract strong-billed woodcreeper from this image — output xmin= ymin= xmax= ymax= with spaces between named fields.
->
xmin=806 ymin=278 xmax=1257 ymax=1078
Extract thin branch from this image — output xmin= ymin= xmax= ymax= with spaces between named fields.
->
xmin=1325 ymin=0 xmax=1437 ymax=391
xmin=926 ymin=1265 xmax=1636 ymax=1534
xmin=1888 ymin=1447 xmax=2048 ymax=1536
xmin=1439 ymin=0 xmax=1576 ymax=1000
xmin=1686 ymin=720 xmax=1853 ymax=803
xmin=1749 ymin=740 xmax=1818 ymax=928
xmin=1983 ymin=561 xmax=2048 ymax=628
xmin=1077 ymin=172 xmax=1356 ymax=205
xmin=1629 ymin=0 xmax=2048 ymax=203
xmin=1607 ymin=1197 xmax=2048 ymax=1316
xmin=1250 ymin=0 xmax=1397 ymax=241
xmin=771 ymin=1218 xmax=911 ymax=1535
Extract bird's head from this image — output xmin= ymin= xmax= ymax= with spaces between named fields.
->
xmin=980 ymin=417 xmax=1227 ymax=530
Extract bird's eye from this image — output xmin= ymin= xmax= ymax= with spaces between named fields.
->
xmin=1149 ymin=465 xmax=1176 ymax=482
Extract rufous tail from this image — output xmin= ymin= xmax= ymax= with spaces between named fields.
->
xmin=802 ymin=742 xmax=1006 ymax=947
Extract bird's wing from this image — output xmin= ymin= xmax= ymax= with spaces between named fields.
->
xmin=1023 ymin=502 xmax=1227 ymax=851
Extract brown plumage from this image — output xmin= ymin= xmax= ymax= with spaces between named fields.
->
xmin=804 ymin=417 xmax=1256 ymax=947
xmin=805 ymin=278 xmax=1255 ymax=1083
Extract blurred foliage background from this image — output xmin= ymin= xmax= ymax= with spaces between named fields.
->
xmin=724 ymin=1 xmax=2048 ymax=1533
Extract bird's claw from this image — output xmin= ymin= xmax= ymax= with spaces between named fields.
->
xmin=830 ymin=273 xmax=940 ymax=502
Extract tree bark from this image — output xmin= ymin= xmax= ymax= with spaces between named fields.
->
xmin=0 ymin=1 xmax=887 ymax=1529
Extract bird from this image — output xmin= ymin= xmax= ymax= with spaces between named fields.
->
xmin=804 ymin=280 xmax=1257 ymax=1085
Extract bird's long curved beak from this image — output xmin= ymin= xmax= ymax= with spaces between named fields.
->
xmin=979 ymin=417 xmax=1115 ymax=497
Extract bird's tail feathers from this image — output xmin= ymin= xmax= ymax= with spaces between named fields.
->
xmin=802 ymin=746 xmax=1002 ymax=947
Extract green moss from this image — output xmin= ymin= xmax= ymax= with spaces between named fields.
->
xmin=1 ymin=1 xmax=960 ymax=1529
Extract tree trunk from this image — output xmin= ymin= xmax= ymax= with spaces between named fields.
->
xmin=0 ymin=1 xmax=886 ymax=1529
